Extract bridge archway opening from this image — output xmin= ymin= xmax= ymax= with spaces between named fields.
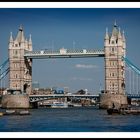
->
xmin=32 ymin=57 xmax=104 ymax=94
xmin=23 ymin=83 xmax=28 ymax=93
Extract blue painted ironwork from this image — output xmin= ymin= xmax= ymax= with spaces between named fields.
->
xmin=0 ymin=59 xmax=9 ymax=70
xmin=127 ymin=94 xmax=140 ymax=99
xmin=0 ymin=68 xmax=9 ymax=80
xmin=123 ymin=56 xmax=140 ymax=75
xmin=123 ymin=56 xmax=140 ymax=97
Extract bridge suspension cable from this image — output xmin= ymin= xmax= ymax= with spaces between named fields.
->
xmin=123 ymin=57 xmax=140 ymax=96
xmin=0 ymin=68 xmax=9 ymax=80
xmin=0 ymin=59 xmax=9 ymax=94
xmin=0 ymin=59 xmax=9 ymax=70
xmin=123 ymin=57 xmax=140 ymax=75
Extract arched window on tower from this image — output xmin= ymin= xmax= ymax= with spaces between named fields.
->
xmin=112 ymin=47 xmax=115 ymax=52
xmin=111 ymin=40 xmax=115 ymax=44
xmin=15 ymin=50 xmax=18 ymax=55
xmin=15 ymin=74 xmax=18 ymax=78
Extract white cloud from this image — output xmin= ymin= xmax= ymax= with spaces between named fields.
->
xmin=75 ymin=64 xmax=98 ymax=69
xmin=71 ymin=77 xmax=92 ymax=81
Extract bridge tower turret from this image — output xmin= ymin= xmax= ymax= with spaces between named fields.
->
xmin=100 ymin=22 xmax=128 ymax=109
xmin=8 ymin=25 xmax=32 ymax=94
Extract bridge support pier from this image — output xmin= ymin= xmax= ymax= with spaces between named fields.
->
xmin=99 ymin=94 xmax=128 ymax=109
xmin=1 ymin=94 xmax=29 ymax=109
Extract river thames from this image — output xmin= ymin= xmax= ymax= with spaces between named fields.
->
xmin=0 ymin=106 xmax=140 ymax=132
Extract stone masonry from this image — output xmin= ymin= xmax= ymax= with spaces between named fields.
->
xmin=8 ymin=25 xmax=32 ymax=94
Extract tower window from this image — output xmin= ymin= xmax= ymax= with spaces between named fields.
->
xmin=13 ymin=50 xmax=18 ymax=55
xmin=15 ymin=74 xmax=18 ymax=78
xmin=110 ymin=47 xmax=115 ymax=53
xmin=14 ymin=63 xmax=17 ymax=68
xmin=15 ymin=50 xmax=18 ymax=55
xmin=112 ymin=73 xmax=114 ymax=77
xmin=112 ymin=47 xmax=115 ymax=52
xmin=112 ymin=83 xmax=114 ymax=87
xmin=112 ymin=40 xmax=115 ymax=44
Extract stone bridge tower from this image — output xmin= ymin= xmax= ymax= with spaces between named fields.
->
xmin=8 ymin=25 xmax=32 ymax=94
xmin=100 ymin=22 xmax=128 ymax=109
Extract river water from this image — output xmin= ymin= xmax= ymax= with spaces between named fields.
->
xmin=0 ymin=106 xmax=140 ymax=132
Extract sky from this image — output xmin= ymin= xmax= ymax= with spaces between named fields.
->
xmin=0 ymin=7 xmax=140 ymax=93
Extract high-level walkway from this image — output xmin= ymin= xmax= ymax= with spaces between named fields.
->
xmin=24 ymin=49 xmax=105 ymax=59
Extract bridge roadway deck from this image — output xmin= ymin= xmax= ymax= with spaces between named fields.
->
xmin=24 ymin=49 xmax=105 ymax=59
xmin=1 ymin=94 xmax=140 ymax=98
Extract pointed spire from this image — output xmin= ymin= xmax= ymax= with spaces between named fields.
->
xmin=29 ymin=34 xmax=32 ymax=42
xmin=106 ymin=27 xmax=108 ymax=34
xmin=29 ymin=34 xmax=32 ymax=44
xmin=9 ymin=32 xmax=13 ymax=42
xmin=15 ymin=24 xmax=25 ymax=43
xmin=19 ymin=24 xmax=23 ymax=31
xmin=118 ymin=27 xmax=122 ymax=39
xmin=112 ymin=21 xmax=118 ymax=37
xmin=122 ymin=30 xmax=125 ymax=42
xmin=105 ymin=27 xmax=109 ymax=40
xmin=114 ymin=20 xmax=117 ymax=27
xmin=25 ymin=38 xmax=28 ymax=44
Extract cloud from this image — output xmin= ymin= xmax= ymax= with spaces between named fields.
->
xmin=75 ymin=64 xmax=98 ymax=69
xmin=71 ymin=77 xmax=92 ymax=81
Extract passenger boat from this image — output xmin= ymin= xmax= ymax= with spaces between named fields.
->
xmin=121 ymin=109 xmax=140 ymax=115
xmin=51 ymin=101 xmax=68 ymax=108
xmin=107 ymin=107 xmax=140 ymax=115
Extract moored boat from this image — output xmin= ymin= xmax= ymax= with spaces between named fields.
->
xmin=0 ymin=112 xmax=3 ymax=116
xmin=121 ymin=109 xmax=140 ymax=115
xmin=3 ymin=109 xmax=30 ymax=115
xmin=4 ymin=109 xmax=16 ymax=115
xmin=73 ymin=104 xmax=82 ymax=107
xmin=19 ymin=110 xmax=30 ymax=115
xmin=107 ymin=108 xmax=120 ymax=115
xmin=107 ymin=107 xmax=140 ymax=115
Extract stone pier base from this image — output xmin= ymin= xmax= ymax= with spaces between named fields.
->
xmin=1 ymin=94 xmax=29 ymax=109
xmin=99 ymin=94 xmax=128 ymax=109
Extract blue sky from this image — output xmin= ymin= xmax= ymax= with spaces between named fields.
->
xmin=0 ymin=8 xmax=140 ymax=93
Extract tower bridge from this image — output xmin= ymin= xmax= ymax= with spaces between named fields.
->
xmin=0 ymin=22 xmax=140 ymax=109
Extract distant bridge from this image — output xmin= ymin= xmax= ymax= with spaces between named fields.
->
xmin=29 ymin=94 xmax=100 ymax=102
xmin=127 ymin=94 xmax=140 ymax=99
